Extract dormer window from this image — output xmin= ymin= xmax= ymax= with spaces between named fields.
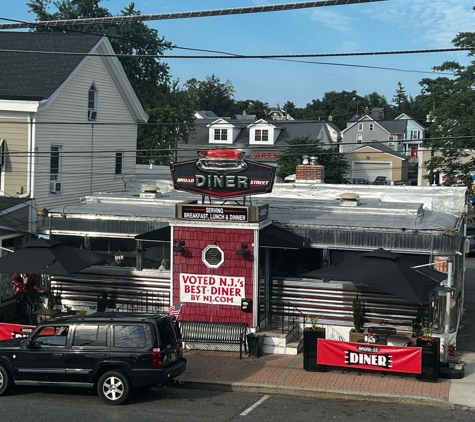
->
xmin=214 ymin=129 xmax=228 ymax=141
xmin=87 ymin=83 xmax=98 ymax=121
xmin=255 ymin=129 xmax=269 ymax=142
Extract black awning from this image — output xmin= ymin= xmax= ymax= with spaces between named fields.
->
xmin=135 ymin=226 xmax=171 ymax=241
xmin=259 ymin=225 xmax=308 ymax=249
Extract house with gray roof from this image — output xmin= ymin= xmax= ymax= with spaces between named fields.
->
xmin=341 ymin=109 xmax=425 ymax=184
xmin=178 ymin=112 xmax=341 ymax=168
xmin=0 ymin=32 xmax=147 ymax=210
xmin=0 ymin=31 xmax=147 ymax=313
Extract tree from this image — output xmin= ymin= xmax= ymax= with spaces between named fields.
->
xmin=391 ymin=82 xmax=408 ymax=111
xmin=185 ymin=74 xmax=235 ymax=117
xmin=419 ymin=31 xmax=475 ymax=185
xmin=233 ymin=99 xmax=269 ymax=120
xmin=277 ymin=136 xmax=349 ymax=183
xmin=27 ymin=0 xmax=196 ymax=164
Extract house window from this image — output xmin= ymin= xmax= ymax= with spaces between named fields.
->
xmin=87 ymin=83 xmax=98 ymax=121
xmin=255 ymin=129 xmax=269 ymax=142
xmin=358 ymin=123 xmax=363 ymax=131
xmin=369 ymin=123 xmax=374 ymax=131
xmin=50 ymin=145 xmax=63 ymax=194
xmin=214 ymin=129 xmax=228 ymax=141
xmin=356 ymin=134 xmax=363 ymax=143
xmin=115 ymin=152 xmax=124 ymax=175
xmin=411 ymin=130 xmax=420 ymax=140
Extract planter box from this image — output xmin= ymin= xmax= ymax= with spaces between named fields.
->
xmin=303 ymin=329 xmax=325 ymax=372
xmin=349 ymin=330 xmax=366 ymax=343
xmin=416 ymin=337 xmax=440 ymax=382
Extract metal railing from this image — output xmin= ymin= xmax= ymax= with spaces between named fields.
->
xmin=260 ymin=299 xmax=308 ymax=343
xmin=115 ymin=291 xmax=168 ymax=314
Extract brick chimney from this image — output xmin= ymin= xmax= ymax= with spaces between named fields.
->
xmin=295 ymin=155 xmax=324 ymax=184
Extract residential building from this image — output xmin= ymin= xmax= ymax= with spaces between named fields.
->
xmin=341 ymin=108 xmax=425 ymax=183
xmin=0 ymin=31 xmax=147 ymax=316
xmin=178 ymin=110 xmax=341 ymax=170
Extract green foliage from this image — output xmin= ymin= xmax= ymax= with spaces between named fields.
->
xmin=47 ymin=291 xmax=62 ymax=309
xmin=412 ymin=307 xmax=425 ymax=337
xmin=185 ymin=74 xmax=235 ymax=117
xmin=419 ymin=32 xmax=475 ymax=185
xmin=309 ymin=315 xmax=322 ymax=331
xmin=277 ymin=136 xmax=349 ymax=183
xmin=352 ymin=294 xmax=365 ymax=333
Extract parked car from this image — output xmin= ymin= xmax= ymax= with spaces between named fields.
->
xmin=350 ymin=178 xmax=370 ymax=185
xmin=0 ymin=313 xmax=186 ymax=405
xmin=393 ymin=180 xmax=412 ymax=186
xmin=467 ymin=235 xmax=475 ymax=255
xmin=372 ymin=176 xmax=387 ymax=185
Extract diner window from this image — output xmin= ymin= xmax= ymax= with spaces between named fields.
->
xmin=89 ymin=237 xmax=136 ymax=268
xmin=255 ymin=129 xmax=269 ymax=142
xmin=50 ymin=145 xmax=63 ymax=194
xmin=214 ymin=129 xmax=228 ymax=141
xmin=115 ymin=152 xmax=124 ymax=175
xmin=140 ymin=240 xmax=170 ymax=270
xmin=87 ymin=83 xmax=98 ymax=121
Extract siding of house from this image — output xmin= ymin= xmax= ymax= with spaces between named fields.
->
xmin=346 ymin=147 xmax=407 ymax=182
xmin=341 ymin=122 xmax=389 ymax=153
xmin=0 ymin=116 xmax=28 ymax=195
xmin=34 ymin=55 xmax=137 ymax=209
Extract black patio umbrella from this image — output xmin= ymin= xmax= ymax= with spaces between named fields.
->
xmin=0 ymin=239 xmax=108 ymax=276
xmin=301 ymin=248 xmax=447 ymax=304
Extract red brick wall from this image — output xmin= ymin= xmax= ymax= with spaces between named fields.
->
xmin=172 ymin=226 xmax=255 ymax=326
xmin=296 ymin=165 xmax=324 ymax=181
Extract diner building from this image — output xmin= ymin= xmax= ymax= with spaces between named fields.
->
xmin=35 ymin=160 xmax=469 ymax=356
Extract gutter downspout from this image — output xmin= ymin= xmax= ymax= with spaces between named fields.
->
xmin=20 ymin=114 xmax=37 ymax=236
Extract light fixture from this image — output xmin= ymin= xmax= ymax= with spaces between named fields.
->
xmin=236 ymin=243 xmax=249 ymax=256
xmin=173 ymin=240 xmax=186 ymax=253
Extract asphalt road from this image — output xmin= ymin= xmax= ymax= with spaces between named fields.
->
xmin=0 ymin=386 xmax=474 ymax=422
xmin=457 ymin=257 xmax=475 ymax=351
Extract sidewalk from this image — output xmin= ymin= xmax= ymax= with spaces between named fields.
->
xmin=177 ymin=349 xmax=475 ymax=410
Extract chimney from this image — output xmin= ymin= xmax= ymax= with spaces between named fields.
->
xmin=295 ymin=156 xmax=324 ymax=184
xmin=364 ymin=107 xmax=370 ymax=115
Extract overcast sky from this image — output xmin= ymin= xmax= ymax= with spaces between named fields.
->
xmin=2 ymin=0 xmax=474 ymax=108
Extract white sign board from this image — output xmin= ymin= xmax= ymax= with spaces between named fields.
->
xmin=179 ymin=273 xmax=245 ymax=306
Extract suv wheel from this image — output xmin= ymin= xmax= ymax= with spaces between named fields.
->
xmin=0 ymin=365 xmax=11 ymax=396
xmin=97 ymin=370 xmax=130 ymax=405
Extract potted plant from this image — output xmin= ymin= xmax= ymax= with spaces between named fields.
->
xmin=415 ymin=321 xmax=440 ymax=382
xmin=303 ymin=315 xmax=326 ymax=372
xmin=349 ymin=294 xmax=366 ymax=343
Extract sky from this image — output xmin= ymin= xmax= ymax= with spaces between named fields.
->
xmin=1 ymin=0 xmax=474 ymax=108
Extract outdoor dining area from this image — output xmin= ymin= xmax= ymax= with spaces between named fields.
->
xmin=301 ymin=249 xmax=462 ymax=382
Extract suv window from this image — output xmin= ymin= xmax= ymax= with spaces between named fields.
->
xmin=73 ymin=325 xmax=107 ymax=348
xmin=113 ymin=324 xmax=151 ymax=348
xmin=33 ymin=325 xmax=69 ymax=347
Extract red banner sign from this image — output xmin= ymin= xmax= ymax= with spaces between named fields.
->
xmin=0 ymin=323 xmax=35 ymax=340
xmin=317 ymin=339 xmax=422 ymax=374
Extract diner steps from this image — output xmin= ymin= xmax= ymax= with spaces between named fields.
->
xmin=259 ymin=329 xmax=303 ymax=355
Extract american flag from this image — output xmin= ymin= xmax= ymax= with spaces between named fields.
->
xmin=169 ymin=304 xmax=182 ymax=319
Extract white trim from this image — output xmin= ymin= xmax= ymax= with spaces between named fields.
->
xmin=0 ymin=100 xmax=39 ymax=113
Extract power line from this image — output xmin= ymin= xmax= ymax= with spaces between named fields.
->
xmin=0 ymin=0 xmax=388 ymax=30
xmin=0 ymin=46 xmax=463 ymax=76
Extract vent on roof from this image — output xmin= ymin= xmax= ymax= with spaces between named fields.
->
xmin=339 ymin=193 xmax=360 ymax=207
xmin=140 ymin=185 xmax=161 ymax=199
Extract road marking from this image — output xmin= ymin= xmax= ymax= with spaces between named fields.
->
xmin=240 ymin=395 xmax=270 ymax=416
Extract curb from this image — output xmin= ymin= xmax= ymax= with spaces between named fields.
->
xmin=177 ymin=379 xmax=454 ymax=409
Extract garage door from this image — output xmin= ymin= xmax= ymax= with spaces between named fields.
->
xmin=352 ymin=162 xmax=391 ymax=183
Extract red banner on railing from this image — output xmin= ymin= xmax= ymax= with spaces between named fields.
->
xmin=0 ymin=323 xmax=35 ymax=340
xmin=317 ymin=339 xmax=422 ymax=374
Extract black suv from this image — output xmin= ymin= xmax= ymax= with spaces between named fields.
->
xmin=0 ymin=313 xmax=186 ymax=405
